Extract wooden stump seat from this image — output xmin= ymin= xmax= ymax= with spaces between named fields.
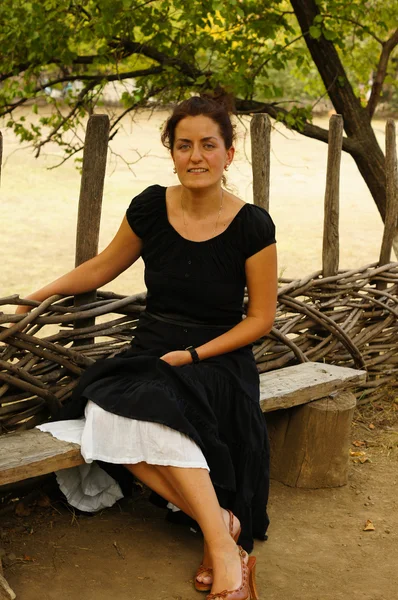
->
xmin=259 ymin=362 xmax=365 ymax=489
xmin=266 ymin=391 xmax=356 ymax=488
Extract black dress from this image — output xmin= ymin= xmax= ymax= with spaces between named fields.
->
xmin=61 ymin=185 xmax=276 ymax=553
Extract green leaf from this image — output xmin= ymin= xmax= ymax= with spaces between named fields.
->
xmin=309 ymin=25 xmax=322 ymax=39
xmin=196 ymin=75 xmax=207 ymax=85
xmin=322 ymin=28 xmax=336 ymax=41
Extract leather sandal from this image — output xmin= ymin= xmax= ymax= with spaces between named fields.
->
xmin=205 ymin=547 xmax=259 ymax=600
xmin=194 ymin=510 xmax=242 ymax=592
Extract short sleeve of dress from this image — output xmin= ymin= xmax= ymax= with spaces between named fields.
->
xmin=126 ymin=185 xmax=163 ymax=239
xmin=241 ymin=205 xmax=276 ymax=259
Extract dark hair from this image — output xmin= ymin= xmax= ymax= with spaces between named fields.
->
xmin=161 ymin=96 xmax=235 ymax=152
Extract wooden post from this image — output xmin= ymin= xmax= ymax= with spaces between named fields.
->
xmin=250 ymin=114 xmax=271 ymax=211
xmin=75 ymin=114 xmax=109 ymax=268
xmin=322 ymin=114 xmax=343 ymax=277
xmin=74 ymin=114 xmax=110 ymax=340
xmin=378 ymin=119 xmax=397 ymax=288
xmin=0 ymin=131 xmax=3 ymax=187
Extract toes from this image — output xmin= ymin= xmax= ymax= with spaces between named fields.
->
xmin=202 ymin=573 xmax=213 ymax=585
xmin=197 ymin=570 xmax=213 ymax=585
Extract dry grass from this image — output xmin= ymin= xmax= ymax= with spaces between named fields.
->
xmin=1 ymin=107 xmax=389 ymax=307
xmin=356 ymin=390 xmax=398 ymax=429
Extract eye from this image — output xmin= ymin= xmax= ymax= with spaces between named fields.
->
xmin=177 ymin=143 xmax=190 ymax=150
xmin=204 ymin=143 xmax=215 ymax=149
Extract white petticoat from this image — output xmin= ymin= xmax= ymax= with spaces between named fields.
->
xmin=37 ymin=400 xmax=209 ymax=513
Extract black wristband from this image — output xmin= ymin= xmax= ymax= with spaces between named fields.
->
xmin=185 ymin=346 xmax=200 ymax=364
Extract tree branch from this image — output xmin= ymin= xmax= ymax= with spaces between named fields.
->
xmin=0 ymin=95 xmax=30 ymax=117
xmin=44 ymin=84 xmax=168 ymax=161
xmin=0 ymin=52 xmax=145 ymax=84
xmin=39 ymin=66 xmax=163 ymax=88
xmin=0 ymin=33 xmax=201 ymax=90
xmin=322 ymin=13 xmax=384 ymax=44
xmin=34 ymin=81 xmax=97 ymax=157
xmin=47 ymin=144 xmax=83 ymax=169
xmin=109 ymin=39 xmax=202 ymax=79
xmin=0 ymin=62 xmax=33 ymax=83
xmin=367 ymin=28 xmax=398 ymax=118
xmin=108 ymin=84 xmax=168 ymax=136
xmin=0 ymin=67 xmax=164 ymax=118
xmin=234 ymin=98 xmax=360 ymax=155
xmin=251 ymin=34 xmax=305 ymax=79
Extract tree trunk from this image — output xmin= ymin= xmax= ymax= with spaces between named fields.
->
xmin=290 ymin=0 xmax=387 ymax=221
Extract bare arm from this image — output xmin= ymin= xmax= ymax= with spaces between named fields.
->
xmin=161 ymin=243 xmax=278 ymax=365
xmin=16 ymin=216 xmax=142 ymax=313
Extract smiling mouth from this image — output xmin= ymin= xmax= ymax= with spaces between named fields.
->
xmin=188 ymin=168 xmax=208 ymax=173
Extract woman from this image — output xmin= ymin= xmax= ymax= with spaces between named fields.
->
xmin=16 ymin=96 xmax=277 ymax=600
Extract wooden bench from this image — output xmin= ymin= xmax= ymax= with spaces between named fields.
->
xmin=0 ymin=362 xmax=366 ymax=489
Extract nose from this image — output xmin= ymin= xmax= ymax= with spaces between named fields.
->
xmin=190 ymin=143 xmax=203 ymax=162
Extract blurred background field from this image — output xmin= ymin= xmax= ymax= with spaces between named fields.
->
xmin=1 ymin=107 xmax=386 ymax=304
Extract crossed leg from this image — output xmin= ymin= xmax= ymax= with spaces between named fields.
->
xmin=124 ymin=462 xmax=243 ymax=594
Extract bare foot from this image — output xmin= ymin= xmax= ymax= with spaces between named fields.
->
xmin=209 ymin=544 xmax=248 ymax=598
xmin=195 ymin=510 xmax=241 ymax=587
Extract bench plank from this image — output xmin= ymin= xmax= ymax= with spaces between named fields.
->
xmin=0 ymin=429 xmax=84 ymax=486
xmin=0 ymin=362 xmax=366 ymax=487
xmin=260 ymin=361 xmax=366 ymax=412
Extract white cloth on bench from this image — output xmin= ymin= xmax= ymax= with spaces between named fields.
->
xmin=37 ymin=399 xmax=208 ymax=512
xmin=37 ymin=418 xmax=85 ymax=445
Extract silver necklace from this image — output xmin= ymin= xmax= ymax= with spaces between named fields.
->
xmin=181 ymin=190 xmax=224 ymax=237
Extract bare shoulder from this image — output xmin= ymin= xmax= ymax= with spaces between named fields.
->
xmin=166 ymin=184 xmax=181 ymax=204
xmin=222 ymin=190 xmax=245 ymax=217
xmin=165 ymin=185 xmax=182 ymax=216
xmin=167 ymin=184 xmax=181 ymax=197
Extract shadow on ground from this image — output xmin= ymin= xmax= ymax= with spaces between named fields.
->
xmin=1 ymin=427 xmax=397 ymax=600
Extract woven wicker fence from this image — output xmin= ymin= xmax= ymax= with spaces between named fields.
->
xmin=1 ymin=259 xmax=397 ymax=432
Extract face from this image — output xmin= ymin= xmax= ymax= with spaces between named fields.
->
xmin=172 ymin=115 xmax=234 ymax=190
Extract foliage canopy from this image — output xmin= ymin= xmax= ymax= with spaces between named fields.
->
xmin=1 ymin=1 xmax=397 ymax=154
xmin=1 ymin=0 xmax=397 ymax=223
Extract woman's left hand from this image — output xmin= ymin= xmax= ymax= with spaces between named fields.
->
xmin=160 ymin=351 xmax=192 ymax=367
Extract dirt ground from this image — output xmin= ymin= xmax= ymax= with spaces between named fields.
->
xmin=1 ymin=416 xmax=398 ymax=600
